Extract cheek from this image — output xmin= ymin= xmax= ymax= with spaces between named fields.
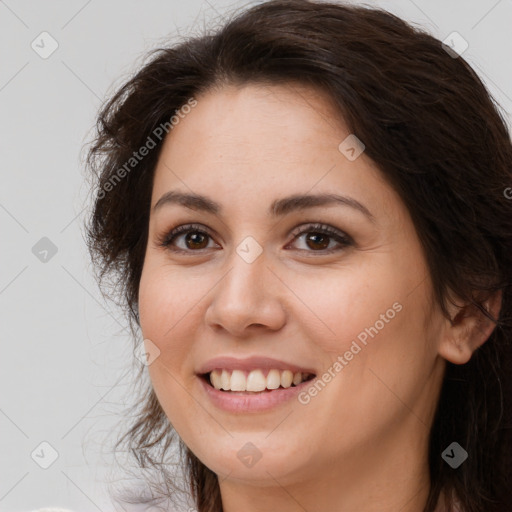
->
xmin=288 ymin=266 xmax=406 ymax=355
xmin=137 ymin=263 xmax=201 ymax=414
xmin=138 ymin=260 xmax=207 ymax=346
xmin=300 ymin=270 xmax=438 ymax=424
xmin=293 ymin=262 xmax=437 ymax=410
xmin=137 ymin=259 xmax=215 ymax=417
xmin=138 ymin=265 xmax=203 ymax=445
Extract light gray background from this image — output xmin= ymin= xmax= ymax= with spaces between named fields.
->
xmin=1 ymin=0 xmax=511 ymax=511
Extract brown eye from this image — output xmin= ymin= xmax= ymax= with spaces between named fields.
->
xmin=289 ymin=223 xmax=352 ymax=253
xmin=158 ymin=222 xmax=352 ymax=255
xmin=158 ymin=224 xmax=217 ymax=252
xmin=183 ymin=231 xmax=209 ymax=250
xmin=304 ymin=232 xmax=330 ymax=250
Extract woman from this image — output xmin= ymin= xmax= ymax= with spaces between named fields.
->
xmin=84 ymin=1 xmax=512 ymax=511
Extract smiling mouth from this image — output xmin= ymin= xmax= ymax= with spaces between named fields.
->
xmin=200 ymin=369 xmax=316 ymax=393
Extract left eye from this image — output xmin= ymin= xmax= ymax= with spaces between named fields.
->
xmin=288 ymin=223 xmax=352 ymax=253
xmin=157 ymin=223 xmax=352 ymax=254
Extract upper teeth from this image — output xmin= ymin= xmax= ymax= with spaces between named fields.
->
xmin=209 ymin=369 xmax=311 ymax=392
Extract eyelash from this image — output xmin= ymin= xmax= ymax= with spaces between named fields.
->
xmin=156 ymin=222 xmax=353 ymax=255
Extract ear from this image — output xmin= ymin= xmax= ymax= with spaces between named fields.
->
xmin=438 ymin=290 xmax=502 ymax=365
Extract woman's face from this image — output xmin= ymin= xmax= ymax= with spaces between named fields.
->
xmin=138 ymin=83 xmax=447 ymax=489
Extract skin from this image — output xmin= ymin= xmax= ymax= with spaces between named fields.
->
xmin=138 ymin=82 xmax=500 ymax=512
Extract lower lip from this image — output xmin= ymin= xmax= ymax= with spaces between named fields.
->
xmin=198 ymin=375 xmax=315 ymax=413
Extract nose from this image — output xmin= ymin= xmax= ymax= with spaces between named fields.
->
xmin=204 ymin=247 xmax=287 ymax=337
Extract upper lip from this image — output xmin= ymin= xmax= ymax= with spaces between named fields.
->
xmin=197 ymin=356 xmax=317 ymax=375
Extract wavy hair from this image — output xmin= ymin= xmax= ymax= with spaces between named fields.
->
xmin=84 ymin=1 xmax=512 ymax=511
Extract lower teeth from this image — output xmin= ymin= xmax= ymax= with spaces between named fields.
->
xmin=224 ymin=387 xmax=280 ymax=393
xmin=215 ymin=381 xmax=313 ymax=393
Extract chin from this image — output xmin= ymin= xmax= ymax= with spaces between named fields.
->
xmin=196 ymin=438 xmax=310 ymax=485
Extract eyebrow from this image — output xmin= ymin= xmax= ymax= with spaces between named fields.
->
xmin=153 ymin=190 xmax=375 ymax=222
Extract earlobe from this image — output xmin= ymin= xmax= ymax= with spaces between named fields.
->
xmin=438 ymin=290 xmax=502 ymax=365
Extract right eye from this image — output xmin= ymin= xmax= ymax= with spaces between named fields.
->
xmin=157 ymin=223 xmax=219 ymax=253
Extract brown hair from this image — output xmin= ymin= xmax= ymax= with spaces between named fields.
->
xmin=84 ymin=1 xmax=512 ymax=511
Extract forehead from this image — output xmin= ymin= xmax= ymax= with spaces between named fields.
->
xmin=164 ymin=83 xmax=346 ymax=163
xmin=157 ymin=84 xmax=358 ymax=177
xmin=150 ymin=82 xmax=397 ymax=224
